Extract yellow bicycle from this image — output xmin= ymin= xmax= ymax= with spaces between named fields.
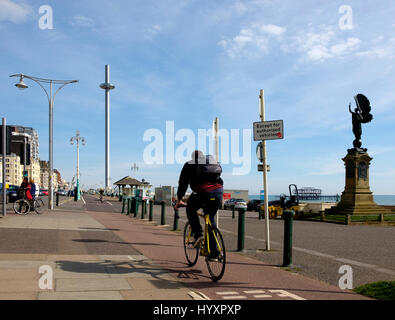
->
xmin=183 ymin=211 xmax=226 ymax=282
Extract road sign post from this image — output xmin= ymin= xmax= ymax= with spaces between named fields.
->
xmin=2 ymin=118 xmax=6 ymax=217
xmin=255 ymin=90 xmax=285 ymax=251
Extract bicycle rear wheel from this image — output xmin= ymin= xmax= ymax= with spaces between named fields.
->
xmin=183 ymin=222 xmax=199 ymax=266
xmin=13 ymin=199 xmax=30 ymax=215
xmin=33 ymin=199 xmax=44 ymax=214
xmin=205 ymin=226 xmax=226 ymax=282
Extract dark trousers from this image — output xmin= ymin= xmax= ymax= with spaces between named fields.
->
xmin=186 ymin=192 xmax=223 ymax=238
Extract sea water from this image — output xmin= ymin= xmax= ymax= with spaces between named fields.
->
xmin=248 ymin=195 xmax=395 ymax=205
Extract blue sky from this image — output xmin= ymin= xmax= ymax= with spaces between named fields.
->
xmin=0 ymin=0 xmax=394 ymax=195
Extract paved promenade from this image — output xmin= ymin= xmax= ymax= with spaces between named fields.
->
xmin=0 ymin=195 xmax=371 ymax=300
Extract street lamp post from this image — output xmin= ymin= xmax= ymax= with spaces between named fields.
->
xmin=10 ymin=74 xmax=78 ymax=210
xmin=70 ymin=130 xmax=85 ymax=201
xmin=99 ymin=65 xmax=115 ymax=193
xmin=131 ymin=163 xmax=139 ymax=178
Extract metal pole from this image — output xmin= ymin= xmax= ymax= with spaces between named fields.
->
xmin=2 ymin=118 xmax=6 ymax=217
xmin=105 ymin=65 xmax=110 ymax=192
xmin=23 ymin=136 xmax=27 ymax=172
xmin=214 ymin=117 xmax=220 ymax=228
xmin=49 ymin=83 xmax=54 ymax=210
xmin=76 ymin=135 xmax=80 ymax=200
xmin=260 ymin=90 xmax=270 ymax=251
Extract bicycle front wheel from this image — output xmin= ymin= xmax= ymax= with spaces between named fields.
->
xmin=13 ymin=199 xmax=30 ymax=215
xmin=183 ymin=222 xmax=199 ymax=266
xmin=205 ymin=226 xmax=226 ymax=282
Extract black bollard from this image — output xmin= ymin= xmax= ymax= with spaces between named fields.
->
xmin=173 ymin=208 xmax=179 ymax=231
xmin=149 ymin=200 xmax=154 ymax=222
xmin=161 ymin=201 xmax=166 ymax=225
xmin=282 ymin=210 xmax=295 ymax=268
xmin=237 ymin=207 xmax=246 ymax=252
xmin=56 ymin=193 xmax=59 ymax=206
xmin=141 ymin=200 xmax=146 ymax=219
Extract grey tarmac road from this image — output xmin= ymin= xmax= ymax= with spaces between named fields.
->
xmin=84 ymin=195 xmax=395 ymax=288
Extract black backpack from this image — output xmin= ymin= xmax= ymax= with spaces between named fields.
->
xmin=195 ymin=155 xmax=222 ymax=181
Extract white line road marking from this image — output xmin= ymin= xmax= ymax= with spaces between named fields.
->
xmin=243 ymin=290 xmax=266 ymax=294
xmin=106 ymin=201 xmax=113 ymax=206
xmin=254 ymin=295 xmax=272 ymax=298
xmin=189 ymin=291 xmax=211 ymax=300
xmin=222 ymin=296 xmax=248 ymax=299
xmin=81 ymin=196 xmax=86 ymax=205
xmin=217 ymin=292 xmax=240 ymax=295
xmin=269 ymin=290 xmax=306 ymax=300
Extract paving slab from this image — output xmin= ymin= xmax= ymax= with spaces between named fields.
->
xmin=0 ymin=292 xmax=39 ymax=300
xmin=55 ymin=278 xmax=131 ymax=292
xmin=120 ymin=288 xmax=193 ymax=300
xmin=0 ymin=279 xmax=43 ymax=293
xmin=38 ymin=291 xmax=124 ymax=300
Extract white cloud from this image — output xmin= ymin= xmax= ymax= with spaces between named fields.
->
xmin=292 ymin=27 xmax=361 ymax=62
xmin=259 ymin=24 xmax=286 ymax=36
xmin=70 ymin=15 xmax=95 ymax=28
xmin=144 ymin=24 xmax=162 ymax=39
xmin=218 ymin=23 xmax=285 ymax=58
xmin=356 ymin=38 xmax=395 ymax=59
xmin=0 ymin=0 xmax=32 ymax=23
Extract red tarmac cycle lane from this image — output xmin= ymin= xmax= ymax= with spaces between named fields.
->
xmin=85 ymin=210 xmax=369 ymax=300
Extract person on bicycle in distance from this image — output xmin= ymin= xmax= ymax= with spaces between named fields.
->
xmin=174 ymin=150 xmax=223 ymax=256
xmin=19 ymin=177 xmax=32 ymax=200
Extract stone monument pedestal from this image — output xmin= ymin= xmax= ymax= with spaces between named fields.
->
xmin=326 ymin=149 xmax=389 ymax=215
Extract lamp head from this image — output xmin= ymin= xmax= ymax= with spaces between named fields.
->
xmin=15 ymin=75 xmax=28 ymax=90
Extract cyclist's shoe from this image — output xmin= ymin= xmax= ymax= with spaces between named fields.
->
xmin=192 ymin=236 xmax=204 ymax=248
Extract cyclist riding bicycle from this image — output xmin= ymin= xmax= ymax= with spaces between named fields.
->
xmin=174 ymin=150 xmax=223 ymax=259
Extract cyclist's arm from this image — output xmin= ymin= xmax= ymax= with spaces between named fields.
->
xmin=177 ymin=163 xmax=190 ymax=201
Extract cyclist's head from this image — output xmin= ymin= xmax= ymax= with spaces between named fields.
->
xmin=23 ymin=177 xmax=28 ymax=183
xmin=191 ymin=150 xmax=205 ymax=164
xmin=29 ymin=178 xmax=35 ymax=184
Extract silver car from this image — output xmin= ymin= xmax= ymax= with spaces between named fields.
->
xmin=224 ymin=198 xmax=247 ymax=210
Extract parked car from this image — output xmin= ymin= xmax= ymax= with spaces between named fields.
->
xmin=56 ymin=189 xmax=67 ymax=196
xmin=7 ymin=185 xmax=19 ymax=203
xmin=247 ymin=199 xmax=265 ymax=212
xmin=223 ymin=198 xmax=247 ymax=210
xmin=40 ymin=189 xmax=48 ymax=196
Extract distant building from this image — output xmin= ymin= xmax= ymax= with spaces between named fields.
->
xmin=27 ymin=159 xmax=41 ymax=186
xmin=0 ymin=154 xmax=24 ymax=186
xmin=223 ymin=189 xmax=249 ymax=202
xmin=9 ymin=125 xmax=40 ymax=161
xmin=40 ymin=161 xmax=61 ymax=190
xmin=40 ymin=160 xmax=49 ymax=189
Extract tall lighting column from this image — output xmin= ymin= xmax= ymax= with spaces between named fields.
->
xmin=10 ymin=74 xmax=78 ymax=210
xmin=99 ymin=65 xmax=115 ymax=192
xmin=70 ymin=130 xmax=85 ymax=200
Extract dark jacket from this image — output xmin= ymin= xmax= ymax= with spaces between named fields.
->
xmin=177 ymin=155 xmax=223 ymax=200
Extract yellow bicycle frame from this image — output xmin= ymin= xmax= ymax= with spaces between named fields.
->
xmin=186 ymin=212 xmax=223 ymax=257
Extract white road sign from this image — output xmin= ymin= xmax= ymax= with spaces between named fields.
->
xmin=253 ymin=120 xmax=284 ymax=141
